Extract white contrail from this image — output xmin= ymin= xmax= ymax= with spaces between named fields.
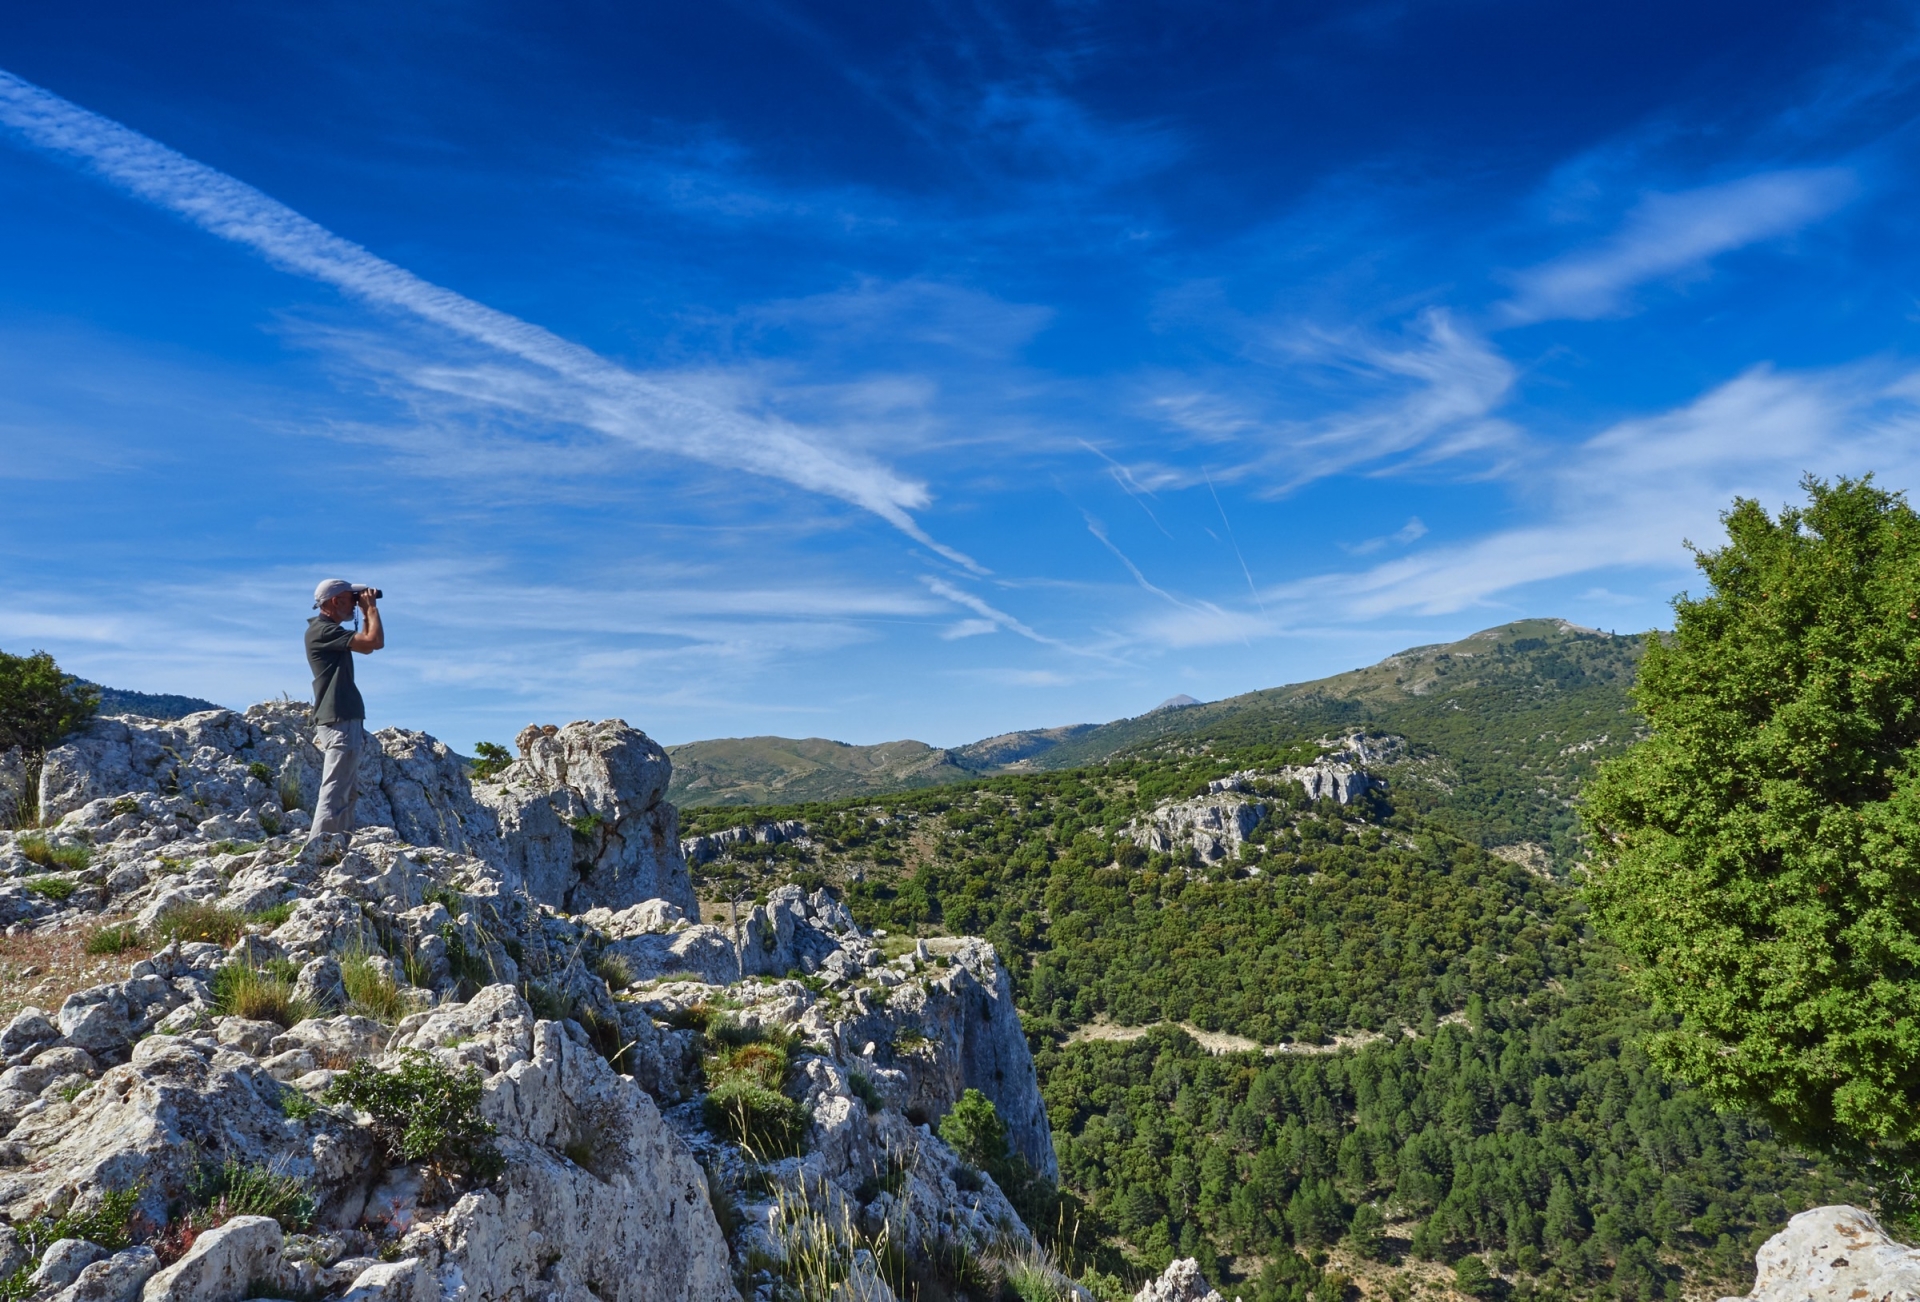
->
xmin=0 ymin=68 xmax=983 ymax=572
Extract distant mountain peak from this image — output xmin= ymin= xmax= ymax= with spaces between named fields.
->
xmin=1149 ymin=694 xmax=1203 ymax=713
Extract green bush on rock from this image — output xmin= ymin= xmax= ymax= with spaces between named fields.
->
xmin=324 ymin=1050 xmax=504 ymax=1187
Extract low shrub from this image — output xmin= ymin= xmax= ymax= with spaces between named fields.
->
xmin=247 ymin=762 xmax=273 ymax=784
xmin=212 ymin=961 xmax=312 ymax=1028
xmin=848 ymin=1071 xmax=885 ymax=1115
xmin=702 ymin=1019 xmax=808 ymax=1158
xmin=278 ymin=1089 xmax=318 ymax=1121
xmin=659 ymin=1001 xmax=715 ymax=1031
xmin=24 ymin=876 xmax=76 ymax=902
xmin=109 ymin=796 xmax=140 ymax=817
xmin=190 ymin=1157 xmax=315 ymax=1232
xmin=208 ymin=840 xmax=261 ymax=857
xmin=323 ymin=1051 xmax=504 ymax=1188
xmin=85 ymin=923 xmax=141 ymax=955
xmin=2 ymin=1184 xmax=142 ymax=1286
xmin=702 ymin=1077 xmax=808 ymax=1158
xmin=155 ymin=903 xmax=248 ymax=946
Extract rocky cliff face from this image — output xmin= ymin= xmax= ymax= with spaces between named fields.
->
xmin=0 ymin=703 xmax=1056 ymax=1302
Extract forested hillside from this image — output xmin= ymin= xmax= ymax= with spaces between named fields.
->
xmin=677 ymin=619 xmax=1862 ymax=1302
xmin=673 ymin=620 xmax=1646 ymax=864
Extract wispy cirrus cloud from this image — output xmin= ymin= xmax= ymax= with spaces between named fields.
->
xmin=1141 ymin=309 xmax=1521 ymax=494
xmin=1499 ymin=167 xmax=1858 ymax=323
xmin=1272 ymin=359 xmax=1920 ymax=619
xmin=0 ymin=69 xmax=982 ymax=572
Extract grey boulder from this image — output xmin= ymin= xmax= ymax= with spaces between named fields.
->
xmin=140 ymin=1215 xmax=282 ymax=1302
xmin=1721 ymin=1205 xmax=1920 ymax=1302
xmin=50 ymin=1247 xmax=157 ymax=1302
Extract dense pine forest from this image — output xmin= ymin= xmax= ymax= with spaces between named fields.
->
xmin=678 ymin=621 xmax=1867 ymax=1301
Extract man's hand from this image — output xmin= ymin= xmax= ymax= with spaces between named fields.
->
xmin=350 ymin=589 xmax=385 ymax=653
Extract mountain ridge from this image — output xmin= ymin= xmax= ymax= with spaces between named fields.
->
xmin=668 ymin=617 xmax=1647 ymax=813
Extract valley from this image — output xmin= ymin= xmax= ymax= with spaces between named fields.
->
xmin=675 ymin=619 xmax=1863 ymax=1301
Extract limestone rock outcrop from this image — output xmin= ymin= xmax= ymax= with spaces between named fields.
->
xmin=1127 ymin=796 xmax=1266 ymax=864
xmin=1719 ymin=1206 xmax=1920 ymax=1302
xmin=474 ymin=721 xmax=696 ymax=915
xmin=32 ymin=706 xmax=695 ymax=918
xmin=0 ymin=698 xmax=1056 ymax=1300
xmin=680 ymin=820 xmax=807 ymax=866
xmin=1134 ymin=1258 xmax=1227 ymax=1302
xmin=0 ymin=747 xmax=27 ymax=830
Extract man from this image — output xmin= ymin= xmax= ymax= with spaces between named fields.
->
xmin=306 ymin=578 xmax=384 ymax=841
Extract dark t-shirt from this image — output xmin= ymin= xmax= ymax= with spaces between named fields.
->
xmin=306 ymin=617 xmax=365 ymax=725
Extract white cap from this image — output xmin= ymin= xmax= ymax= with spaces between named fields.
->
xmin=312 ymin=578 xmax=356 ymax=608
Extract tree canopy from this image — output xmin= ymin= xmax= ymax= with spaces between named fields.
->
xmin=0 ymin=648 xmax=97 ymax=757
xmin=1587 ymin=476 xmax=1920 ymax=1165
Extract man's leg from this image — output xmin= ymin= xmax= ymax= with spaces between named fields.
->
xmin=338 ymin=719 xmax=366 ymax=832
xmin=309 ymin=723 xmax=365 ymax=840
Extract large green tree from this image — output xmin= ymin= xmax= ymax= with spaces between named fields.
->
xmin=0 ymin=649 xmax=96 ymax=757
xmin=1587 ymin=476 xmax=1920 ymax=1165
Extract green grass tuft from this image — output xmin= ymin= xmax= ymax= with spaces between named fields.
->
xmin=154 ymin=902 xmax=248 ymax=946
xmin=247 ymin=902 xmax=295 ymax=928
xmin=15 ymin=836 xmax=89 ymax=873
xmin=191 ymin=1158 xmax=315 ymax=1231
xmin=84 ymin=923 xmax=141 ymax=955
xmin=212 ymin=961 xmax=314 ymax=1028
xmin=340 ymin=949 xmax=408 ymax=1023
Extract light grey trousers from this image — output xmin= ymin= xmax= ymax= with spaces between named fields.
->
xmin=309 ymin=718 xmax=366 ymax=840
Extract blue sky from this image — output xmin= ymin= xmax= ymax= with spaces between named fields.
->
xmin=5 ymin=2 xmax=1920 ymax=752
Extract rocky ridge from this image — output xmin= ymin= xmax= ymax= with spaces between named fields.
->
xmin=0 ymin=705 xmax=1056 ymax=1302
xmin=1124 ymin=736 xmax=1392 ymax=866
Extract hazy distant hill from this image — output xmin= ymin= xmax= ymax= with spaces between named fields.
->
xmin=669 ymin=618 xmax=1648 ymax=832
xmin=665 ymin=736 xmax=980 ymax=807
xmin=667 ymin=724 xmax=1104 ymax=806
xmin=85 ymin=682 xmax=226 ymax=720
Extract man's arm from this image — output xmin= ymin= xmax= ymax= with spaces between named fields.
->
xmin=350 ymin=591 xmax=385 ymax=653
